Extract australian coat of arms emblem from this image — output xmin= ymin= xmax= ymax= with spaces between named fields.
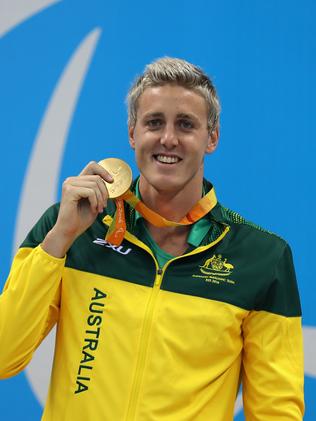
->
xmin=199 ymin=254 xmax=234 ymax=277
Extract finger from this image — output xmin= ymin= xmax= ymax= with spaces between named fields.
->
xmin=67 ymin=185 xmax=99 ymax=213
xmin=80 ymin=161 xmax=113 ymax=183
xmin=94 ymin=176 xmax=109 ymax=209
xmin=86 ymin=188 xmax=100 ymax=214
xmin=66 ymin=176 xmax=108 ymax=211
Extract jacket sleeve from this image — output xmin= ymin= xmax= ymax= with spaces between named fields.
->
xmin=0 ymin=205 xmax=65 ymax=379
xmin=242 ymin=243 xmax=304 ymax=420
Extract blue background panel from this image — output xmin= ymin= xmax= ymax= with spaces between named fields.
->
xmin=0 ymin=1 xmax=315 ymax=419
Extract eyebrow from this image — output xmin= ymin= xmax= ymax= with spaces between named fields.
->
xmin=142 ymin=112 xmax=197 ymax=120
xmin=142 ymin=112 xmax=164 ymax=120
xmin=177 ymin=113 xmax=196 ymax=120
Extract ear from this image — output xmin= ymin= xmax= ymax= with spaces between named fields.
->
xmin=205 ymin=126 xmax=219 ymax=154
xmin=128 ymin=125 xmax=136 ymax=149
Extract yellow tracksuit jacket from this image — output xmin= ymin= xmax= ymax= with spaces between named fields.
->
xmin=0 ymin=182 xmax=304 ymax=420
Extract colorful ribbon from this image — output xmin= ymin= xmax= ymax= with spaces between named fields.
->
xmin=104 ymin=187 xmax=217 ymax=246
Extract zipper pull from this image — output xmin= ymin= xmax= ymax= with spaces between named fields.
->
xmin=155 ymin=268 xmax=163 ymax=286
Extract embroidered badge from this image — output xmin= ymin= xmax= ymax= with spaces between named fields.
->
xmin=193 ymin=254 xmax=236 ymax=285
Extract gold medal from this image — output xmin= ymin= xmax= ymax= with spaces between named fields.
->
xmin=98 ymin=158 xmax=133 ymax=199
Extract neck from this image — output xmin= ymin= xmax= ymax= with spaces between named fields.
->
xmin=138 ymin=176 xmax=204 ymax=222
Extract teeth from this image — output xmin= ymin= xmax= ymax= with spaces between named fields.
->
xmin=156 ymin=155 xmax=179 ymax=164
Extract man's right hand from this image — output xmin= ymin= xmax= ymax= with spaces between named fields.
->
xmin=42 ymin=161 xmax=113 ymax=258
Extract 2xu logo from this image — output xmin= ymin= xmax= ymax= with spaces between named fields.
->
xmin=93 ymin=238 xmax=132 ymax=255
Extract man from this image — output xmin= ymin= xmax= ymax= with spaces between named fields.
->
xmin=0 ymin=57 xmax=304 ymax=420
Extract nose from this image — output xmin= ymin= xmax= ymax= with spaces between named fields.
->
xmin=160 ymin=123 xmax=178 ymax=148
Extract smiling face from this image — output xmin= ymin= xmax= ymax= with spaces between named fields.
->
xmin=129 ymin=84 xmax=218 ymax=197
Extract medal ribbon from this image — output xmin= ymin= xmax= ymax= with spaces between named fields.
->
xmin=104 ymin=187 xmax=217 ymax=246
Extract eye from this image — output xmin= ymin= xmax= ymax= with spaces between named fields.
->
xmin=178 ymin=119 xmax=194 ymax=130
xmin=146 ymin=119 xmax=163 ymax=129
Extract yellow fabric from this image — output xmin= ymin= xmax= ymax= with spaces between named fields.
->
xmin=0 ymin=246 xmax=63 ymax=378
xmin=242 ymin=311 xmax=304 ymax=420
xmin=0 ymin=242 xmax=304 ymax=420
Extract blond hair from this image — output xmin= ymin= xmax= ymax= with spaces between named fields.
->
xmin=127 ymin=57 xmax=220 ymax=132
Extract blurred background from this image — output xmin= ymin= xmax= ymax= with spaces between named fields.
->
xmin=0 ymin=0 xmax=315 ymax=419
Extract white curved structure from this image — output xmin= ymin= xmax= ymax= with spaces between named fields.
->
xmin=0 ymin=0 xmax=61 ymax=37
xmin=304 ymin=326 xmax=316 ymax=377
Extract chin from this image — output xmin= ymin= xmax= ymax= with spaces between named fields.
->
xmin=147 ymin=174 xmax=186 ymax=194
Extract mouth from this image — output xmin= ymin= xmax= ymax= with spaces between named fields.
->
xmin=153 ymin=154 xmax=182 ymax=164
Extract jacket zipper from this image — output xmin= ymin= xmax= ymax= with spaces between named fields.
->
xmin=124 ymin=225 xmax=230 ymax=420
xmin=125 ymin=266 xmax=163 ymax=421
